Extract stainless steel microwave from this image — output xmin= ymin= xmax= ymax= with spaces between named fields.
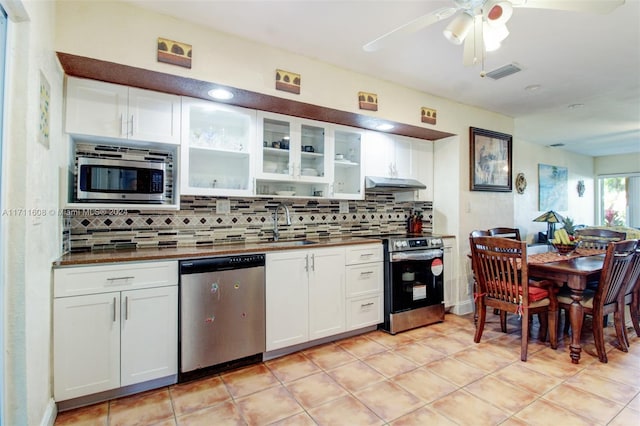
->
xmin=77 ymin=157 xmax=166 ymax=203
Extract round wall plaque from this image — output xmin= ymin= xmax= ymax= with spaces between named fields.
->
xmin=515 ymin=172 xmax=527 ymax=194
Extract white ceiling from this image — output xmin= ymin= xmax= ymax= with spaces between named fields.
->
xmin=127 ymin=0 xmax=640 ymax=157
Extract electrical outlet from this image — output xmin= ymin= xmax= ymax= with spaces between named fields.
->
xmin=216 ymin=199 xmax=231 ymax=215
xmin=339 ymin=200 xmax=349 ymax=214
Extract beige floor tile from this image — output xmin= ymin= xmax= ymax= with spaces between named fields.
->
xmin=542 ymin=383 xmax=624 ymax=424
xmin=265 ymin=351 xmax=321 ymax=383
xmin=464 ymin=375 xmax=538 ymax=415
xmin=565 ymin=369 xmax=640 ymax=405
xmin=220 ymin=363 xmax=280 ymax=398
xmin=363 ymin=329 xmax=416 ymax=348
xmin=520 ymin=348 xmax=587 ymax=379
xmin=151 ymin=419 xmax=177 ymax=426
xmin=302 ymin=342 xmax=356 ymax=370
xmin=169 ymin=375 xmax=231 ymax=416
xmin=392 ymin=341 xmax=447 ymax=365
xmin=588 ymin=354 xmax=640 ymax=387
xmin=608 ymin=407 xmax=640 ymax=426
xmin=269 ymin=411 xmax=317 ymax=426
xmin=451 ymin=346 xmax=514 ymax=373
xmin=628 ymin=393 xmax=640 ymax=411
xmin=336 ymin=334 xmax=387 ymax=358
xmin=307 ymin=395 xmax=383 ymax=426
xmin=362 ymin=350 xmax=418 ymax=378
xmin=401 ymin=325 xmax=443 ymax=340
xmin=235 ymin=386 xmax=303 ymax=426
xmin=492 ymin=363 xmax=562 ymax=395
xmin=109 ymin=388 xmax=174 ymax=426
xmin=390 ymin=405 xmax=458 ymax=426
xmin=54 ymin=402 xmax=108 ymax=426
xmin=392 ymin=366 xmax=458 ymax=403
xmin=175 ymin=401 xmax=244 ymax=426
xmin=512 ymin=398 xmax=594 ymax=426
xmin=326 ymin=360 xmax=386 ymax=392
xmin=430 ymin=389 xmax=510 ymax=425
xmin=419 ymin=334 xmax=472 ymax=355
xmin=285 ymin=371 xmax=348 ymax=409
xmin=425 ymin=357 xmax=487 ymax=387
xmin=353 ymin=380 xmax=424 ymax=422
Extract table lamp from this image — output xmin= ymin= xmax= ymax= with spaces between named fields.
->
xmin=533 ymin=210 xmax=564 ymax=242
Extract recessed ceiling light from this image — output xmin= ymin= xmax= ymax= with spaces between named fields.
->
xmin=375 ymin=123 xmax=394 ymax=131
xmin=524 ymin=84 xmax=541 ymax=92
xmin=208 ymin=88 xmax=234 ymax=100
xmin=568 ymin=103 xmax=585 ymax=109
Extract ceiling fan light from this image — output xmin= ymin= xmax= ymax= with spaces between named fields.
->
xmin=484 ymin=22 xmax=509 ymax=46
xmin=484 ymin=1 xmax=513 ymax=27
xmin=443 ymin=12 xmax=474 ymax=45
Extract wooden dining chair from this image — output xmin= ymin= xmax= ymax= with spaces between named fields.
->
xmin=557 ymin=239 xmax=636 ymax=363
xmin=575 ymin=228 xmax=626 ymax=250
xmin=619 ymin=241 xmax=640 ymax=348
xmin=470 ymin=236 xmax=558 ymax=361
xmin=489 ymin=227 xmax=522 ymax=241
xmin=469 ymin=230 xmax=493 ymax=325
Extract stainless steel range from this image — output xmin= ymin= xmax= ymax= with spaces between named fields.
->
xmin=377 ymin=234 xmax=445 ymax=334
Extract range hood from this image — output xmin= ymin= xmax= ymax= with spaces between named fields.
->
xmin=365 ymin=176 xmax=426 ymax=192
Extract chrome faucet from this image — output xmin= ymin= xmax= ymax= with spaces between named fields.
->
xmin=273 ymin=203 xmax=291 ymax=241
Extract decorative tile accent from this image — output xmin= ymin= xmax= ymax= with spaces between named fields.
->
xmin=63 ymin=194 xmax=433 ymax=252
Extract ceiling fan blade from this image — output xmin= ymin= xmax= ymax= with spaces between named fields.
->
xmin=463 ymin=15 xmax=484 ymax=67
xmin=510 ymin=0 xmax=624 ymax=14
xmin=363 ymin=6 xmax=458 ymax=52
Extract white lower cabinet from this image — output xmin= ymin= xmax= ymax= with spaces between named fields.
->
xmin=266 ymin=247 xmax=345 ymax=351
xmin=53 ymin=261 xmax=178 ymax=402
xmin=345 ymin=244 xmax=384 ymax=330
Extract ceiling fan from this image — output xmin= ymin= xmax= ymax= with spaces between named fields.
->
xmin=363 ymin=0 xmax=624 ymax=68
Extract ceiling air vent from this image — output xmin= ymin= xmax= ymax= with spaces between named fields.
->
xmin=485 ymin=63 xmax=522 ymax=80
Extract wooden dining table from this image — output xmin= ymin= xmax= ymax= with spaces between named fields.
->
xmin=528 ymin=249 xmax=605 ymax=364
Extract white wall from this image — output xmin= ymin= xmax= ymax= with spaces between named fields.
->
xmin=595 ymin=153 xmax=640 ymax=175
xmin=2 ymin=0 xmax=63 ymax=424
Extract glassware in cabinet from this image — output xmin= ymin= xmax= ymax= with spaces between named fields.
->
xmin=332 ymin=127 xmax=364 ymax=199
xmin=181 ymin=98 xmax=256 ymax=196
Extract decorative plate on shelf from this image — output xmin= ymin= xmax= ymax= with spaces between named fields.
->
xmin=515 ymin=173 xmax=527 ymax=194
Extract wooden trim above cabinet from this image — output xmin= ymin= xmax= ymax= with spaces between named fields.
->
xmin=57 ymin=52 xmax=455 ymax=141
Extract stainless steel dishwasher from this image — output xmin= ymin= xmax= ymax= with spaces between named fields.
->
xmin=179 ymin=254 xmax=265 ymax=380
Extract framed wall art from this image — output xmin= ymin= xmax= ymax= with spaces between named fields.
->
xmin=538 ymin=163 xmax=568 ymax=210
xmin=469 ymin=127 xmax=512 ymax=192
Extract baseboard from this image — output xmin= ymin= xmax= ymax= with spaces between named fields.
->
xmin=452 ymin=299 xmax=474 ymax=316
xmin=40 ymin=398 xmax=57 ymax=426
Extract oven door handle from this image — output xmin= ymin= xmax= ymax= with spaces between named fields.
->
xmin=390 ymin=249 xmax=443 ymax=262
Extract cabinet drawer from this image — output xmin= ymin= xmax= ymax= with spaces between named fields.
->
xmin=345 ymin=244 xmax=383 ymax=265
xmin=346 ymin=294 xmax=383 ymax=330
xmin=346 ymin=263 xmax=382 ymax=297
xmin=54 ymin=261 xmax=178 ymax=297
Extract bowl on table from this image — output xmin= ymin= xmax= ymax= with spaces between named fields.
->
xmin=552 ymin=242 xmax=577 ymax=255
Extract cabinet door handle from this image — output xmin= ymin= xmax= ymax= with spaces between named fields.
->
xmin=311 ymin=253 xmax=315 ymax=271
xmin=361 ymin=302 xmax=374 ymax=308
xmin=120 ymin=114 xmax=127 ymax=137
xmin=112 ymin=297 xmax=117 ymax=322
xmin=106 ymin=276 xmax=135 ymax=283
xmin=124 ymin=296 xmax=129 ymax=320
xmin=305 ymin=254 xmax=309 ymax=272
xmin=129 ymin=115 xmax=134 ymax=136
xmin=360 ymin=270 xmax=373 ymax=276
xmin=360 ymin=253 xmax=373 ymax=258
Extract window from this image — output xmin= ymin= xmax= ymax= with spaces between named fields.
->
xmin=598 ymin=173 xmax=640 ymax=228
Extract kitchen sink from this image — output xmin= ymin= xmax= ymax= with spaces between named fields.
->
xmin=261 ymin=239 xmax=318 ymax=247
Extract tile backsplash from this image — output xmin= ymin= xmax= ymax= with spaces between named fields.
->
xmin=64 ymin=194 xmax=433 ymax=252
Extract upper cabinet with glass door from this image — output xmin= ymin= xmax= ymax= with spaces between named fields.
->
xmin=181 ymin=98 xmax=256 ymax=196
xmin=332 ymin=126 xmax=364 ymax=199
xmin=256 ymin=112 xmax=331 ymax=197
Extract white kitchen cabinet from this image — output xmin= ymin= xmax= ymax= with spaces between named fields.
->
xmin=410 ymin=136 xmax=434 ymax=202
xmin=345 ymin=244 xmax=384 ymax=330
xmin=331 ymin=126 xmax=365 ymax=199
xmin=53 ymin=261 xmax=178 ymax=401
xmin=53 ymin=292 xmax=121 ymax=400
xmin=65 ymin=76 xmax=181 ymax=144
xmin=364 ymin=131 xmax=413 ymax=179
xmin=181 ymin=98 xmax=256 ymax=196
xmin=256 ymin=111 xmax=332 ymax=198
xmin=442 ymin=237 xmax=457 ymax=310
xmin=265 ymin=247 xmax=345 ymax=351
